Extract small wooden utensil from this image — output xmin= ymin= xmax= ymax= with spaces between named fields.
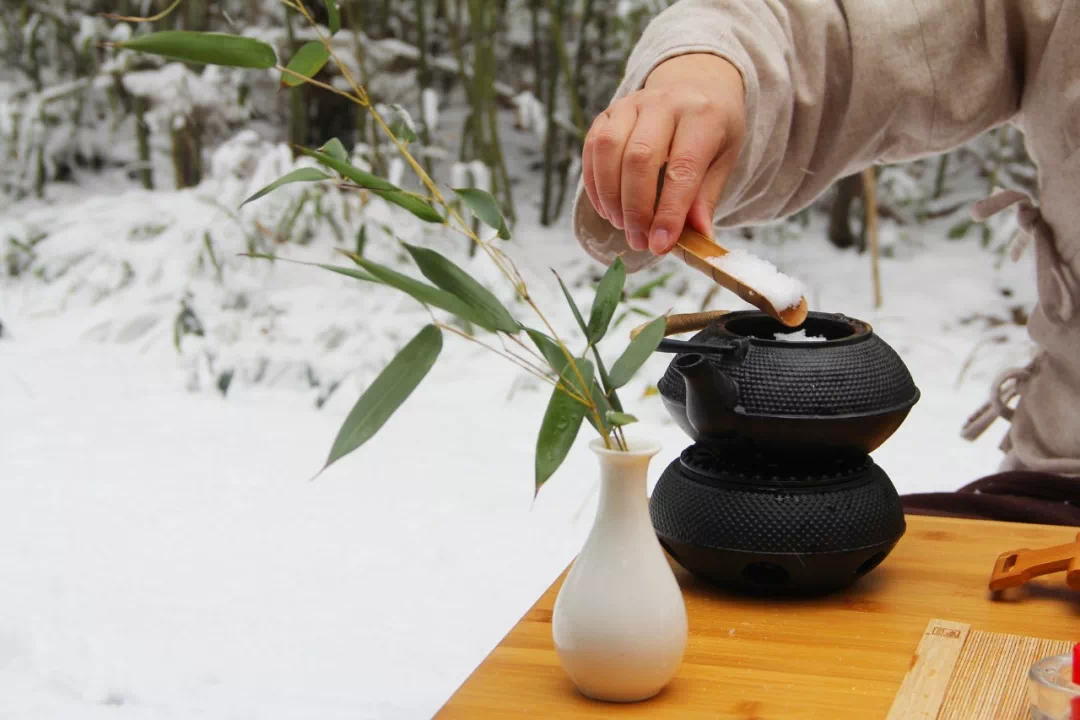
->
xmin=672 ymin=229 xmax=808 ymax=327
xmin=988 ymin=532 xmax=1080 ymax=591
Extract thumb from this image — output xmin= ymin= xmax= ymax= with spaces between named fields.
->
xmin=684 ymin=164 xmax=728 ymax=239
xmin=685 ymin=195 xmax=717 ymax=239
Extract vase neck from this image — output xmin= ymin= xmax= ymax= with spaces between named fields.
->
xmin=593 ymin=447 xmax=656 ymax=529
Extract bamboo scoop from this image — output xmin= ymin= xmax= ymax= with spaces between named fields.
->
xmin=672 ymin=229 xmax=808 ymax=327
xmin=988 ymin=532 xmax=1080 ymax=592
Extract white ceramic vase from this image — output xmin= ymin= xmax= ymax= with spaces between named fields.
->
xmin=552 ymin=438 xmax=688 ymax=702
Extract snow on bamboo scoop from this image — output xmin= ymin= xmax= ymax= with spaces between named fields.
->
xmin=672 ymin=229 xmax=809 ymax=327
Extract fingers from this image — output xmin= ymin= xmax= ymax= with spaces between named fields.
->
xmin=685 ymin=158 xmax=735 ymax=239
xmin=648 ymin=112 xmax=726 ymax=254
xmin=581 ymin=113 xmax=604 ymax=221
xmin=587 ymin=99 xmax=638 ymax=230
xmin=620 ymin=106 xmax=676 ymax=251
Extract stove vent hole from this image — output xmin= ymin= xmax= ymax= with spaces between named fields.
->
xmin=741 ymin=562 xmax=789 ymax=586
xmin=854 ymin=551 xmax=888 ymax=577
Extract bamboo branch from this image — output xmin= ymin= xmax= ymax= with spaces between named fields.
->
xmin=286 ymin=0 xmax=612 ymax=446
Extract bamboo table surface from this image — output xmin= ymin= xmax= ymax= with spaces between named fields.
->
xmin=436 ymin=515 xmax=1080 ymax=719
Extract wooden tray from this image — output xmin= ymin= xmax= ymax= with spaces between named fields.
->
xmin=888 ymin=619 xmax=1072 ymax=719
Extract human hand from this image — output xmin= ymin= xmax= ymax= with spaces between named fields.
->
xmin=581 ymin=53 xmax=746 ymax=255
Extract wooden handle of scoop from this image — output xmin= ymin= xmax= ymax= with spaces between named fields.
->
xmin=672 ymin=229 xmax=808 ymax=327
xmin=988 ymin=532 xmax=1080 ymax=592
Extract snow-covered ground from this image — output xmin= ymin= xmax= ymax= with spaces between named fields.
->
xmin=0 ymin=140 xmax=1041 ymax=717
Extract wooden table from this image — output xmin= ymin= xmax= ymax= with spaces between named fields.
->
xmin=437 ymin=516 xmax=1080 ymax=718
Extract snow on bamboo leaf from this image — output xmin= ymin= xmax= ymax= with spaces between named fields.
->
xmin=241 ymin=253 xmax=378 ymax=283
xmin=282 ymin=41 xmax=330 ymax=88
xmin=239 ymin=168 xmax=330 ymax=207
xmin=388 ymin=105 xmax=418 ymax=143
xmin=453 ymin=188 xmax=510 ymax=240
xmin=403 ymin=244 xmax=519 ymax=333
xmin=586 ymin=256 xmax=625 ymax=344
xmin=322 ymin=324 xmax=442 ymax=471
xmin=608 ymin=315 xmax=666 ymax=388
xmin=118 ymin=31 xmax=276 ymax=69
xmin=326 ymin=0 xmax=341 ymax=34
xmin=536 ymin=357 xmax=594 ymax=491
xmin=339 ymin=251 xmax=501 ymax=332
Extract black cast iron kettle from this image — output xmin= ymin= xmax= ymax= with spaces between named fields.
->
xmin=646 ymin=310 xmax=917 ymax=595
xmin=654 ymin=311 xmax=921 ymax=453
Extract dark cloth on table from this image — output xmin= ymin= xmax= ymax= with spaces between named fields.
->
xmin=902 ymin=471 xmax=1080 ymax=527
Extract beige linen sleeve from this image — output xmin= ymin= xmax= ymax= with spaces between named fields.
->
xmin=572 ymin=0 xmax=1056 ymax=272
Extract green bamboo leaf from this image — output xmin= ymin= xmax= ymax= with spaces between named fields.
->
xmin=453 ymin=188 xmax=510 ymax=240
xmin=629 ymin=272 xmax=673 ymax=299
xmin=297 ymin=147 xmax=396 ymax=191
xmin=590 ymin=348 xmax=624 ymax=413
xmin=526 ymin=328 xmax=569 ymax=375
xmin=554 ymin=271 xmax=589 ymax=338
xmin=606 ymin=411 xmax=638 ymax=426
xmin=340 ymin=251 xmax=500 ymax=331
xmin=403 ymin=244 xmax=518 ymax=332
xmin=241 ymin=252 xmax=378 ymax=283
xmin=536 ymin=360 xmax=592 ymax=491
xmin=585 ymin=377 xmax=612 ymax=433
xmin=118 ymin=31 xmax=276 ymax=68
xmin=326 ymin=0 xmax=341 ymax=34
xmin=586 ymin=256 xmax=625 ymax=344
xmin=375 ymin=190 xmax=442 ymax=223
xmin=608 ymin=315 xmax=666 ymax=388
xmin=282 ymin=41 xmax=329 ymax=87
xmin=526 ymin=329 xmax=595 ymax=405
xmin=323 ymin=324 xmax=442 ymax=471
xmin=320 ymin=137 xmax=348 ymax=162
xmin=239 ymin=168 xmax=330 ymax=207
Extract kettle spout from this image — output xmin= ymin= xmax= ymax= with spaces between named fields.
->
xmin=672 ymin=353 xmax=739 ymax=435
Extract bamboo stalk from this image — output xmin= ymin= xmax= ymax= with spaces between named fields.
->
xmin=414 ymin=0 xmax=433 ymax=175
xmin=540 ymin=0 xmax=563 ymax=226
xmin=548 ymin=0 xmax=585 ymax=134
xmin=933 ymin=154 xmax=949 ymax=200
xmin=570 ymin=0 xmax=595 ymax=121
xmin=284 ymin=8 xmax=307 ymax=153
xmin=862 ymin=167 xmax=883 ymax=308
xmin=488 ymin=105 xmax=515 ymax=221
xmin=134 ymin=94 xmax=153 ymax=190
xmin=530 ymin=0 xmax=543 ymax=99
xmin=485 ymin=0 xmax=514 ymax=220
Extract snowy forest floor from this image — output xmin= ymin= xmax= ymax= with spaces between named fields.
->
xmin=0 ymin=135 xmax=1040 ymax=717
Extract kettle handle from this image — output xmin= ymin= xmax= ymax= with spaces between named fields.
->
xmin=656 ymin=337 xmax=750 ymax=360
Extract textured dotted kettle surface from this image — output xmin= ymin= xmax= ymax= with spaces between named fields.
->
xmin=657 ymin=322 xmax=918 ymax=417
xmin=649 ymin=450 xmax=907 ymax=554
